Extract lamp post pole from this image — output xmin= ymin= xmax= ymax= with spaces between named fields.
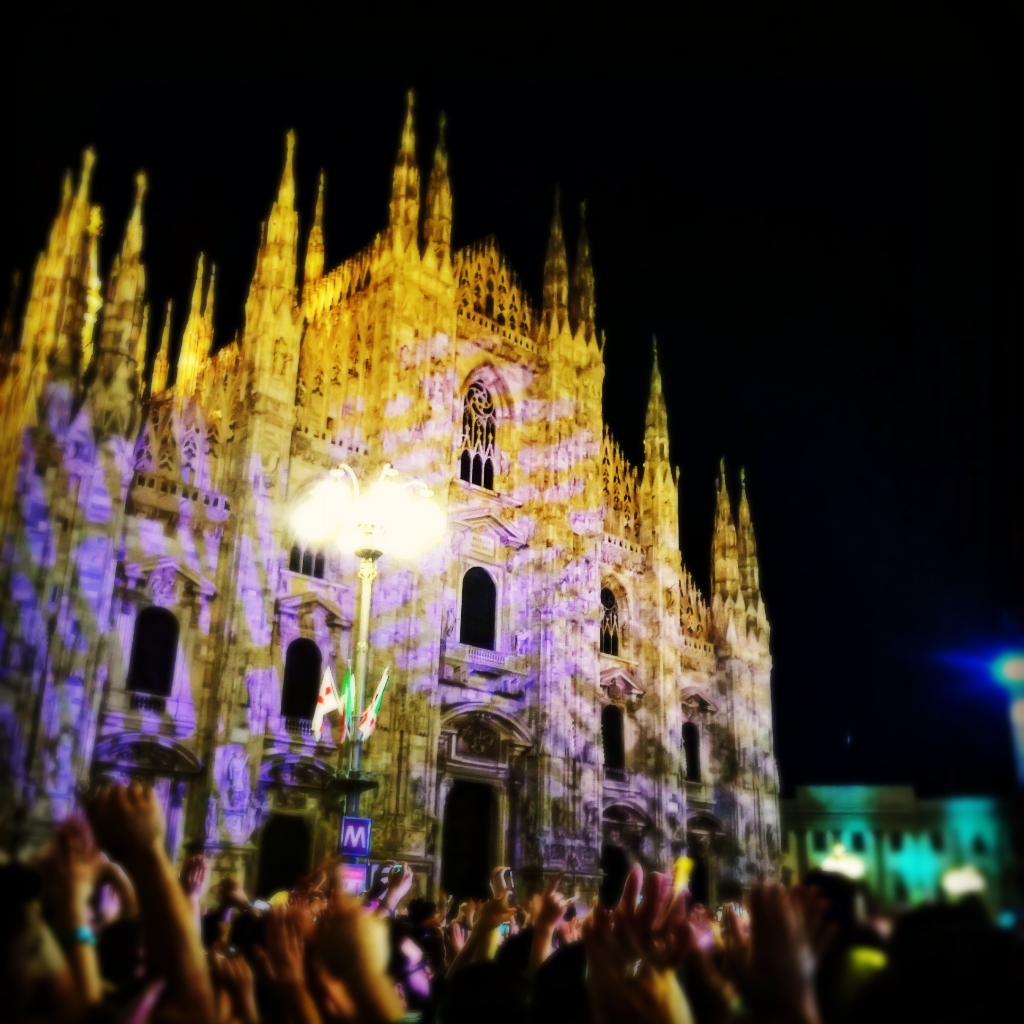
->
xmin=292 ymin=463 xmax=444 ymax=820
xmin=349 ymin=550 xmax=380 ymax=813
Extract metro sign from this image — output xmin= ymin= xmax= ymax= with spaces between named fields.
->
xmin=340 ymin=816 xmax=372 ymax=857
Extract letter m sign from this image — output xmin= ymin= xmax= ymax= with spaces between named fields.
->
xmin=340 ymin=816 xmax=372 ymax=857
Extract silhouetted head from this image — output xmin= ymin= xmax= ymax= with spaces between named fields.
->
xmin=437 ymin=960 xmax=530 ymax=1024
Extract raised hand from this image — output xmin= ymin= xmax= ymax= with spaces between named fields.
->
xmin=311 ymin=893 xmax=404 ymax=1022
xmin=254 ymin=904 xmax=311 ymax=988
xmin=582 ymin=902 xmax=694 ymax=1024
xmin=180 ymin=853 xmax=208 ymax=897
xmin=720 ymin=883 xmax=821 ymax=1024
xmin=40 ymin=815 xmax=104 ymax=932
xmin=97 ymin=855 xmax=140 ymax=920
xmin=210 ymin=953 xmax=259 ymax=1024
xmin=614 ymin=865 xmax=693 ymax=971
xmin=38 ymin=815 xmax=105 ymax=1005
xmin=84 ymin=781 xmax=165 ymax=867
xmin=85 ymin=782 xmax=215 ymax=1021
xmin=381 ymin=862 xmax=414 ymax=914
xmin=534 ymin=873 xmax=568 ymax=933
xmin=530 ymin=874 xmax=568 ymax=976
xmin=747 ymin=883 xmax=820 ymax=1024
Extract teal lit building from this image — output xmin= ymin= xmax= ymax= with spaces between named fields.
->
xmin=780 ymin=786 xmax=1016 ymax=912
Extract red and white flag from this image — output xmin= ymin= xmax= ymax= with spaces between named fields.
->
xmin=311 ymin=666 xmax=340 ymax=741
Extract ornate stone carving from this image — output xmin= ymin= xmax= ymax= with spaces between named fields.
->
xmin=94 ymin=736 xmax=203 ymax=776
xmin=260 ymin=755 xmax=334 ymax=791
xmin=456 ymin=720 xmax=499 ymax=760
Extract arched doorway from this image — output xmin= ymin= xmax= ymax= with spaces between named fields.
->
xmin=689 ymin=849 xmax=710 ymax=906
xmin=686 ymin=813 xmax=724 ymax=909
xmin=598 ymin=842 xmax=631 ymax=908
xmin=256 ymin=814 xmax=312 ymax=898
xmin=441 ymin=781 xmax=495 ymax=900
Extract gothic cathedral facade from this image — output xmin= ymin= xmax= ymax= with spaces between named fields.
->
xmin=0 ymin=97 xmax=779 ymax=902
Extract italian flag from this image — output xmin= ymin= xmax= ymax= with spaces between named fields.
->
xmin=311 ymin=666 xmax=340 ymax=741
xmin=357 ymin=666 xmax=391 ymax=742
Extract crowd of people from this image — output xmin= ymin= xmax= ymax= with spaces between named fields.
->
xmin=1 ymin=780 xmax=1020 ymax=1023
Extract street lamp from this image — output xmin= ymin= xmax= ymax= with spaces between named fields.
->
xmin=292 ymin=463 xmax=445 ymax=812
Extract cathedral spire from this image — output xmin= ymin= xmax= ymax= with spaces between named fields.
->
xmin=639 ymin=336 xmax=680 ymax=554
xmin=87 ymin=172 xmax=148 ymax=439
xmin=643 ymin=337 xmax=669 ymax=464
xmin=243 ymin=131 xmax=301 ymax=390
xmin=252 ymin=131 xmax=299 ymax=296
xmin=45 ymin=148 xmax=97 ymax=381
xmin=151 ymin=300 xmax=172 ymax=395
xmin=78 ymin=205 xmax=103 ymax=375
xmin=97 ymin=173 xmax=147 ymax=361
xmin=204 ymin=263 xmax=216 ymax=331
xmin=542 ymin=187 xmax=568 ymax=332
xmin=176 ymin=254 xmax=214 ymax=406
xmin=303 ymin=171 xmax=325 ymax=300
xmin=424 ymin=113 xmax=452 ymax=265
xmin=737 ymin=467 xmax=760 ymax=599
xmin=389 ymin=91 xmax=421 ymax=253
xmin=569 ymin=201 xmax=596 ymax=342
xmin=711 ymin=459 xmax=740 ymax=603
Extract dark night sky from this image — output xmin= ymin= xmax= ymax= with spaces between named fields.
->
xmin=3 ymin=7 xmax=1022 ymax=796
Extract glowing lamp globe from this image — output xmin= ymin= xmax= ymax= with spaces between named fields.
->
xmin=941 ymin=864 xmax=986 ymax=898
xmin=821 ymin=844 xmax=866 ymax=880
xmin=290 ymin=472 xmax=357 ymax=545
xmin=292 ymin=464 xmax=445 ymax=561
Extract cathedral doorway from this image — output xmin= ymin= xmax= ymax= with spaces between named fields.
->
xmin=441 ymin=780 xmax=495 ymax=900
xmin=256 ymin=814 xmax=311 ymax=898
xmin=598 ymin=842 xmax=631 ymax=907
xmin=689 ymin=850 xmax=710 ymax=907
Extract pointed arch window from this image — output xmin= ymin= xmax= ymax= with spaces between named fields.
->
xmin=289 ymin=544 xmax=325 ymax=579
xmin=600 ymin=588 xmax=620 ymax=656
xmin=459 ymin=382 xmax=497 ymax=490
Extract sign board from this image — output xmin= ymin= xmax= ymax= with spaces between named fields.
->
xmin=340 ymin=816 xmax=372 ymax=857
xmin=339 ymin=863 xmax=367 ymax=896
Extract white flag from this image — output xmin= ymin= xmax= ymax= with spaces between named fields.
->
xmin=311 ymin=667 xmax=340 ymax=741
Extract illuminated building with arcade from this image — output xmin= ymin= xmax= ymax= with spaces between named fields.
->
xmin=780 ymin=786 xmax=1015 ymax=912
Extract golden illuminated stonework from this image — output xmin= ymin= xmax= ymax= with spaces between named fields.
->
xmin=0 ymin=93 xmax=778 ymax=902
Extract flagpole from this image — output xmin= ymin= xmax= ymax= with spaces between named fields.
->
xmin=350 ymin=551 xmax=379 ymax=814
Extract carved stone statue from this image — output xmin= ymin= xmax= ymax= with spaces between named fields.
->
xmin=512 ymin=629 xmax=532 ymax=656
xmin=205 ymin=796 xmax=219 ymax=844
xmin=54 ymin=732 xmax=74 ymax=794
xmin=226 ymin=749 xmax=249 ymax=811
